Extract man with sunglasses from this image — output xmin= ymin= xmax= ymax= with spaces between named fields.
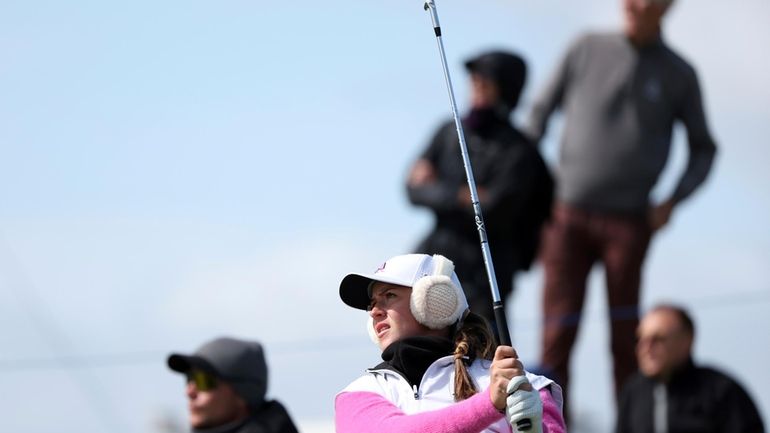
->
xmin=616 ymin=305 xmax=764 ymax=433
xmin=167 ymin=337 xmax=299 ymax=433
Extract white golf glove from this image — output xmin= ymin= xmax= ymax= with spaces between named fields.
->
xmin=506 ymin=375 xmax=543 ymax=433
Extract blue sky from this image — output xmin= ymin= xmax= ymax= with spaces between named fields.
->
xmin=1 ymin=1 xmax=769 ymax=432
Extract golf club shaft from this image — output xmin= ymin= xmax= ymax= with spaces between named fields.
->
xmin=422 ymin=2 xmax=531 ymax=430
xmin=423 ymin=0 xmax=511 ymax=347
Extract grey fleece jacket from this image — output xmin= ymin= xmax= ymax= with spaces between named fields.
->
xmin=526 ymin=32 xmax=717 ymax=214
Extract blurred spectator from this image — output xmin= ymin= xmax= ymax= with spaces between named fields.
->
xmin=616 ymin=304 xmax=765 ymax=433
xmin=525 ymin=0 xmax=718 ymax=414
xmin=167 ymin=337 xmax=299 ymax=433
xmin=407 ymin=50 xmax=553 ymax=336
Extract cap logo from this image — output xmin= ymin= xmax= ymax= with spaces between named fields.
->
xmin=375 ymin=262 xmax=386 ymax=273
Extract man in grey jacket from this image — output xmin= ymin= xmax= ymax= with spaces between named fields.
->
xmin=525 ymin=0 xmax=717 ymax=417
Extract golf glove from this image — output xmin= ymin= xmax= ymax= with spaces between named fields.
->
xmin=506 ymin=375 xmax=543 ymax=433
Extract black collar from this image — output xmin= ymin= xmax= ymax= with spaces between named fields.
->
xmin=192 ymin=417 xmax=249 ymax=433
xmin=374 ymin=336 xmax=454 ymax=387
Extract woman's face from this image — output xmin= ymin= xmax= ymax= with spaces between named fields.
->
xmin=368 ymin=282 xmax=435 ymax=351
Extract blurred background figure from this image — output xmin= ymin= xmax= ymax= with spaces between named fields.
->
xmin=525 ymin=0 xmax=718 ymax=418
xmin=167 ymin=337 xmax=299 ymax=433
xmin=616 ymin=304 xmax=765 ymax=433
xmin=407 ymin=50 xmax=553 ymax=338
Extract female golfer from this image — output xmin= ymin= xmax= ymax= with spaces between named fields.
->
xmin=335 ymin=253 xmax=565 ymax=433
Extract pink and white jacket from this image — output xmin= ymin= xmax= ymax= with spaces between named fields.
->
xmin=335 ymin=355 xmax=566 ymax=433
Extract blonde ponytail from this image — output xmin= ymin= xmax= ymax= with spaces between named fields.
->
xmin=452 ymin=312 xmax=495 ymax=401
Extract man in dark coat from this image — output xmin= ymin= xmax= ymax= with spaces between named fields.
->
xmin=616 ymin=305 xmax=764 ymax=433
xmin=407 ymin=50 xmax=552 ymax=335
xmin=167 ymin=337 xmax=300 ymax=433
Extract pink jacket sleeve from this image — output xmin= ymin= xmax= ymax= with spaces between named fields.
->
xmin=335 ymin=390 xmax=504 ymax=433
xmin=540 ymin=387 xmax=566 ymax=433
xmin=335 ymin=387 xmax=566 ymax=433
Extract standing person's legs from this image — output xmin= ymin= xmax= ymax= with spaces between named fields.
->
xmin=465 ymin=253 xmax=516 ymax=343
xmin=465 ymin=270 xmax=496 ymax=332
xmin=540 ymin=204 xmax=598 ymax=419
xmin=483 ymin=247 xmax=517 ymax=341
xmin=600 ymin=215 xmax=652 ymax=399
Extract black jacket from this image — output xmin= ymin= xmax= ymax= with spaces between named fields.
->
xmin=616 ymin=359 xmax=764 ymax=433
xmin=408 ymin=117 xmax=552 ymax=279
xmin=192 ymin=400 xmax=300 ymax=433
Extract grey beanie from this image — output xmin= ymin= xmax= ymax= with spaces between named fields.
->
xmin=167 ymin=337 xmax=268 ymax=409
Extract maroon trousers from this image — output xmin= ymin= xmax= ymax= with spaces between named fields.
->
xmin=540 ymin=202 xmax=652 ymax=414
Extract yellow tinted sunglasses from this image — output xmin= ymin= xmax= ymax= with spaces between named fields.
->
xmin=186 ymin=369 xmax=218 ymax=391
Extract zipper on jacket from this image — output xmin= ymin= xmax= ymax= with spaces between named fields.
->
xmin=412 ymin=384 xmax=419 ymax=400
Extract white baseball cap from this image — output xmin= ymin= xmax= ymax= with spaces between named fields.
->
xmin=339 ymin=254 xmax=466 ymax=310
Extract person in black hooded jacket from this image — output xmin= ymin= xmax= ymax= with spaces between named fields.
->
xmin=407 ymin=50 xmax=553 ymax=335
xmin=167 ymin=337 xmax=300 ymax=433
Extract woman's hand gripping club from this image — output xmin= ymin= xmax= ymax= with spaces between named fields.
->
xmin=489 ymin=346 xmax=543 ymax=432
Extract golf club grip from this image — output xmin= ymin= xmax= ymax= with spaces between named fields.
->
xmin=493 ymin=304 xmax=532 ymax=432
xmin=493 ymin=301 xmax=511 ymax=346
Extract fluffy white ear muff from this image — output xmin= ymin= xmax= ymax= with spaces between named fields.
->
xmin=366 ymin=315 xmax=379 ymax=345
xmin=410 ymin=255 xmax=466 ymax=329
xmin=433 ymin=254 xmax=454 ymax=278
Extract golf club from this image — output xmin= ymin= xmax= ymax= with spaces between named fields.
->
xmin=421 ymin=0 xmax=532 ymax=430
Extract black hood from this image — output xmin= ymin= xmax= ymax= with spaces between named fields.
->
xmin=465 ymin=50 xmax=527 ymax=112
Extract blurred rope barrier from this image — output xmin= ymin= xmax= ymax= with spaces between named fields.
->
xmin=1 ymin=289 xmax=768 ymax=371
